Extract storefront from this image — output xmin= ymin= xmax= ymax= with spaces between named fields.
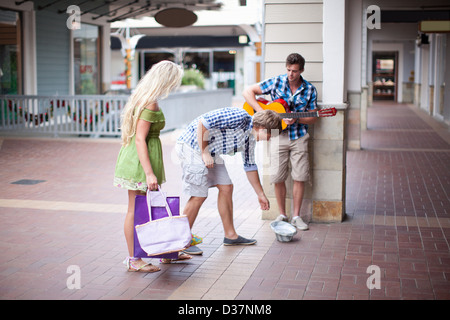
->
xmin=1 ymin=0 xmax=113 ymax=96
xmin=140 ymin=48 xmax=237 ymax=92
xmin=110 ymin=33 xmax=250 ymax=95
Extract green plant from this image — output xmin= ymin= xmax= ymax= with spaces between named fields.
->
xmin=182 ymin=68 xmax=205 ymax=89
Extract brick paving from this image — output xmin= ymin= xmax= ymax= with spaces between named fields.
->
xmin=0 ymin=102 xmax=449 ymax=300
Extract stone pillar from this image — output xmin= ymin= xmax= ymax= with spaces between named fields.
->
xmin=345 ymin=0 xmax=363 ymax=150
xmin=312 ymin=0 xmax=347 ymax=222
xmin=310 ymin=103 xmax=347 ymax=222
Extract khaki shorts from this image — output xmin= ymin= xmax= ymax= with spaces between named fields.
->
xmin=269 ymin=131 xmax=310 ymax=183
xmin=175 ymin=142 xmax=232 ymax=198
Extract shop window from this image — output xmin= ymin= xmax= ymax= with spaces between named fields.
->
xmin=373 ymin=52 xmax=397 ymax=101
xmin=143 ymin=52 xmax=175 ymax=73
xmin=0 ymin=9 xmax=21 ymax=94
xmin=74 ymin=24 xmax=101 ymax=94
xmin=213 ymin=51 xmax=235 ymax=72
xmin=183 ymin=51 xmax=210 ymax=78
xmin=213 ymin=51 xmax=236 ymax=93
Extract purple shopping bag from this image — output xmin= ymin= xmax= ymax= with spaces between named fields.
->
xmin=133 ymin=193 xmax=181 ymax=259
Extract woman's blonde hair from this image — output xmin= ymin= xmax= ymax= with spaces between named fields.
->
xmin=120 ymin=60 xmax=183 ymax=146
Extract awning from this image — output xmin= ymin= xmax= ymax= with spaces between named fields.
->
xmin=24 ymin=0 xmax=223 ymax=24
xmin=110 ymin=34 xmax=249 ymax=49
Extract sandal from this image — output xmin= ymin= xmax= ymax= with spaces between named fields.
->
xmin=123 ymin=257 xmax=160 ymax=273
xmin=160 ymin=252 xmax=193 ymax=264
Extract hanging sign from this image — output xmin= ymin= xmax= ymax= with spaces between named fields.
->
xmin=419 ymin=20 xmax=450 ymax=33
xmin=155 ymin=8 xmax=197 ymax=28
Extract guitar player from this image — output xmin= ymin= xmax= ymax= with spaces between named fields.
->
xmin=242 ymin=53 xmax=318 ymax=230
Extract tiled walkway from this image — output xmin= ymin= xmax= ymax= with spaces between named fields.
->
xmin=0 ymin=102 xmax=449 ymax=300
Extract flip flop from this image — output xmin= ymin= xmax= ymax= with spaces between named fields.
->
xmin=123 ymin=257 xmax=160 ymax=273
xmin=160 ymin=252 xmax=193 ymax=264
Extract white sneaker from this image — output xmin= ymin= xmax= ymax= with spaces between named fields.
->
xmin=274 ymin=214 xmax=288 ymax=222
xmin=291 ymin=216 xmax=309 ymax=230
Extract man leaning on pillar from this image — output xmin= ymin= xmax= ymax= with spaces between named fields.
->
xmin=243 ymin=53 xmax=319 ymax=230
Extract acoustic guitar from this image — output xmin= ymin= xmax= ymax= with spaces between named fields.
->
xmin=243 ymin=98 xmax=337 ymax=130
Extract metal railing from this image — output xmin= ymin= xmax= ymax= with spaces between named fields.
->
xmin=0 ymin=89 xmax=233 ymax=138
xmin=0 ymin=95 xmax=127 ymax=137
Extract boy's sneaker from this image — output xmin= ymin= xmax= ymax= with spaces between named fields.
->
xmin=274 ymin=214 xmax=288 ymax=222
xmin=291 ymin=216 xmax=309 ymax=230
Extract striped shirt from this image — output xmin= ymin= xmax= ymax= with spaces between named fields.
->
xmin=259 ymin=74 xmax=317 ymax=140
xmin=177 ymin=108 xmax=258 ymax=171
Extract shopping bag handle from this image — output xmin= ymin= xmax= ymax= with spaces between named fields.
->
xmin=146 ymin=186 xmax=174 ymax=222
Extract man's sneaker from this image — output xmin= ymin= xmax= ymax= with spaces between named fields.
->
xmin=223 ymin=235 xmax=257 ymax=246
xmin=274 ymin=214 xmax=288 ymax=222
xmin=291 ymin=216 xmax=309 ymax=230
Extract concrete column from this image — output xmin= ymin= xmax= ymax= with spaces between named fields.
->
xmin=311 ymin=0 xmax=348 ymax=222
xmin=345 ymin=0 xmax=363 ymax=150
xmin=22 ymin=10 xmax=37 ymax=95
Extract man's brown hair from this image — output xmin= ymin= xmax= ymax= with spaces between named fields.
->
xmin=286 ymin=53 xmax=305 ymax=70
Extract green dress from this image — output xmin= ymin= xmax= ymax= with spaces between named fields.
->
xmin=113 ymin=109 xmax=165 ymax=192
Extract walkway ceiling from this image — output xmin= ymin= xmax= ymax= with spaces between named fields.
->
xmin=381 ymin=9 xmax=450 ymax=23
xmin=367 ymin=0 xmax=450 ymax=24
xmin=25 ymin=0 xmax=223 ymax=23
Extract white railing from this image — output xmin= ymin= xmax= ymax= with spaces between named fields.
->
xmin=0 ymin=89 xmax=233 ymax=138
xmin=0 ymin=95 xmax=127 ymax=137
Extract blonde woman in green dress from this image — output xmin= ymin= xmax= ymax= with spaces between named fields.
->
xmin=114 ymin=61 xmax=191 ymax=272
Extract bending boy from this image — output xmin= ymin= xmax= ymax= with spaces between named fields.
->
xmin=176 ymin=107 xmax=281 ymax=250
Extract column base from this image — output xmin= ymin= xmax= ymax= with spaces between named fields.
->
xmin=312 ymin=200 xmax=345 ymax=222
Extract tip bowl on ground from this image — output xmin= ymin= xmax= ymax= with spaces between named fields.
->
xmin=270 ymin=221 xmax=298 ymax=242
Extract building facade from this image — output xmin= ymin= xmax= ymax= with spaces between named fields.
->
xmin=0 ymin=0 xmax=114 ymax=96
xmin=109 ymin=0 xmax=263 ymax=97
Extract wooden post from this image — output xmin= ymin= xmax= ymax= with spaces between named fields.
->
xmin=255 ymin=41 xmax=261 ymax=82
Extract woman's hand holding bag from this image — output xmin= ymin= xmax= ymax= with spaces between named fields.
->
xmin=134 ymin=187 xmax=192 ymax=256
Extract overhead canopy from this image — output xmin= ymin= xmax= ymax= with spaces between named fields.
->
xmin=380 ymin=10 xmax=450 ymax=23
xmin=28 ymin=0 xmax=223 ymax=24
xmin=110 ymin=34 xmax=249 ymax=49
